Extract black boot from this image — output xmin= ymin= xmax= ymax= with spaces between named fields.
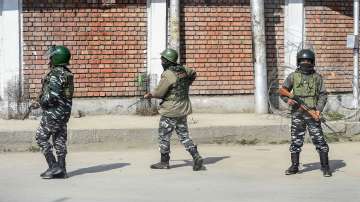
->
xmin=150 ymin=153 xmax=170 ymax=169
xmin=54 ymin=155 xmax=68 ymax=179
xmin=189 ymin=146 xmax=204 ymax=171
xmin=285 ymin=153 xmax=300 ymax=175
xmin=319 ymin=152 xmax=332 ymax=177
xmin=40 ymin=152 xmax=62 ymax=179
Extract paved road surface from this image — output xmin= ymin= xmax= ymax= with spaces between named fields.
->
xmin=1 ymin=143 xmax=359 ymax=202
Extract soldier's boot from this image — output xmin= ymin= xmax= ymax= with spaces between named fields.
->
xmin=285 ymin=153 xmax=300 ymax=175
xmin=54 ymin=155 xmax=68 ymax=179
xmin=150 ymin=153 xmax=170 ymax=169
xmin=189 ymin=146 xmax=204 ymax=171
xmin=319 ymin=152 xmax=332 ymax=177
xmin=41 ymin=152 xmax=62 ymax=179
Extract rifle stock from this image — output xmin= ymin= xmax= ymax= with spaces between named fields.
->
xmin=279 ymin=87 xmax=292 ymax=98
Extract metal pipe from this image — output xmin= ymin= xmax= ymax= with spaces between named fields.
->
xmin=353 ymin=0 xmax=359 ymax=110
xmin=169 ymin=0 xmax=180 ymax=62
xmin=251 ymin=0 xmax=268 ymax=114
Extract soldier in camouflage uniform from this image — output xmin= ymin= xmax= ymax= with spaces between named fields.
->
xmin=280 ymin=49 xmax=331 ymax=177
xmin=33 ymin=45 xmax=74 ymax=179
xmin=144 ymin=48 xmax=204 ymax=171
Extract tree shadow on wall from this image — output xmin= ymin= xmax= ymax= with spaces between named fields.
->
xmin=23 ymin=0 xmax=144 ymax=12
xmin=305 ymin=0 xmax=353 ymax=17
xmin=264 ymin=1 xmax=283 ymax=110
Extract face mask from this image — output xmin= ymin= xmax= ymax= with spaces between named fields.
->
xmin=299 ymin=63 xmax=315 ymax=74
xmin=161 ymin=58 xmax=174 ymax=70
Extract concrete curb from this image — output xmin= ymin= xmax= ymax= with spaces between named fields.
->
xmin=2 ymin=121 xmax=360 ymax=152
xmin=0 ymin=124 xmax=291 ymax=151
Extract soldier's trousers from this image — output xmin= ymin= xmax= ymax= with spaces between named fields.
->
xmin=290 ymin=110 xmax=329 ymax=153
xmin=158 ymin=115 xmax=196 ymax=154
xmin=35 ymin=116 xmax=68 ymax=157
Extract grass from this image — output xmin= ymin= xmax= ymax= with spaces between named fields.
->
xmin=27 ymin=145 xmax=40 ymax=152
xmin=235 ymin=138 xmax=259 ymax=145
xmin=324 ymin=111 xmax=345 ymax=121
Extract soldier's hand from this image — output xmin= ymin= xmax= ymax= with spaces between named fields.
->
xmin=287 ymin=99 xmax=296 ymax=106
xmin=144 ymin=93 xmax=152 ymax=99
xmin=309 ymin=110 xmax=320 ymax=121
xmin=30 ymin=100 xmax=40 ymax=109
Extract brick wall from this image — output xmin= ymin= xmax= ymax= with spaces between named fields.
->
xmin=23 ymin=1 xmax=354 ymax=98
xmin=180 ymin=0 xmax=254 ymax=95
xmin=305 ymin=0 xmax=354 ymax=93
xmin=22 ymin=0 xmax=147 ymax=98
xmin=180 ymin=0 xmax=285 ymax=95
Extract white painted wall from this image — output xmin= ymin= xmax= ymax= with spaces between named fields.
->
xmin=0 ymin=0 xmax=22 ymax=118
xmin=147 ymin=0 xmax=167 ymax=91
xmin=284 ymin=0 xmax=304 ymax=78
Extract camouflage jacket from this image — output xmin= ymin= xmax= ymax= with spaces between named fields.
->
xmin=152 ymin=65 xmax=196 ymax=117
xmin=39 ymin=65 xmax=74 ymax=123
xmin=280 ymin=69 xmax=328 ymax=112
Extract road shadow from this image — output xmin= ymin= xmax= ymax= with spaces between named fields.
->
xmin=52 ymin=197 xmax=71 ymax=202
xmin=300 ymin=159 xmax=346 ymax=174
xmin=170 ymin=156 xmax=230 ymax=169
xmin=68 ymin=163 xmax=130 ymax=178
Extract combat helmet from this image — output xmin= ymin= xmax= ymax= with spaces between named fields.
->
xmin=160 ymin=48 xmax=178 ymax=63
xmin=296 ymin=49 xmax=315 ymax=66
xmin=45 ymin=45 xmax=71 ymax=65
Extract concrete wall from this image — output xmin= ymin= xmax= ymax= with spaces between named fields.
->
xmin=0 ymin=0 xmax=22 ymax=119
xmin=42 ymin=93 xmax=354 ymax=116
xmin=67 ymin=95 xmax=256 ymax=116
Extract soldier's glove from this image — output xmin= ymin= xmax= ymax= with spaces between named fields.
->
xmin=144 ymin=93 xmax=152 ymax=99
xmin=287 ymin=99 xmax=296 ymax=106
xmin=290 ymin=95 xmax=302 ymax=104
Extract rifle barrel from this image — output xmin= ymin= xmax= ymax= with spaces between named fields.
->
xmin=22 ymin=107 xmax=32 ymax=120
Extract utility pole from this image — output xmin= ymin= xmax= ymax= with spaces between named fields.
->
xmin=169 ymin=0 xmax=180 ymax=62
xmin=251 ymin=0 xmax=268 ymax=114
xmin=353 ymin=0 xmax=359 ymax=111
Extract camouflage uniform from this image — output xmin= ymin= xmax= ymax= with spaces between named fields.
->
xmin=290 ymin=111 xmax=329 ymax=153
xmin=154 ymin=65 xmax=197 ymax=154
xmin=281 ymin=70 xmax=329 ymax=154
xmin=35 ymin=45 xmax=73 ymax=179
xmin=149 ymin=48 xmax=203 ymax=171
xmin=282 ymin=49 xmax=331 ymax=177
xmin=36 ymin=65 xmax=74 ymax=157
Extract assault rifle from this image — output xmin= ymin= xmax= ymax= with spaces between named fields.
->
xmin=279 ymin=87 xmax=338 ymax=134
xmin=127 ymin=97 xmax=150 ymax=110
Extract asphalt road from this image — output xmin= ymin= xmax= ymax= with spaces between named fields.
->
xmin=1 ymin=143 xmax=359 ymax=202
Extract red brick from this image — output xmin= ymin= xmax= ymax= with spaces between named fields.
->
xmin=305 ymin=0 xmax=354 ymax=93
xmin=22 ymin=1 xmax=147 ymax=99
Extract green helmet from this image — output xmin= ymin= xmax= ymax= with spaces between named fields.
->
xmin=160 ymin=48 xmax=178 ymax=63
xmin=296 ymin=49 xmax=315 ymax=66
xmin=45 ymin=45 xmax=71 ymax=65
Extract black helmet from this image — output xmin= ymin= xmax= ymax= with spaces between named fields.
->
xmin=296 ymin=49 xmax=315 ymax=66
